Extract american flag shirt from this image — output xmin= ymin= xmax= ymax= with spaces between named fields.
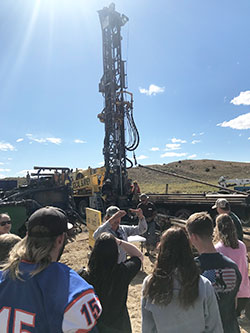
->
xmin=202 ymin=267 xmax=237 ymax=296
xmin=197 ymin=252 xmax=242 ymax=333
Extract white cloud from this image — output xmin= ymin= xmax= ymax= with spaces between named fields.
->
xmin=139 ymin=84 xmax=165 ymax=96
xmin=26 ymin=134 xmax=62 ymax=145
xmin=16 ymin=138 xmax=24 ymax=143
xmin=188 ymin=154 xmax=197 ymax=158
xmin=0 ymin=168 xmax=11 ymax=172
xmin=217 ymin=113 xmax=250 ymax=130
xmin=192 ymin=132 xmax=204 ymax=137
xmin=26 ymin=134 xmax=46 ymax=143
xmin=74 ymin=139 xmax=87 ymax=144
xmin=150 ymin=147 xmax=159 ymax=151
xmin=230 ymin=91 xmax=250 ymax=106
xmin=137 ymin=155 xmax=148 ymax=160
xmin=0 ymin=142 xmax=15 ymax=151
xmin=171 ymin=138 xmax=186 ymax=144
xmin=0 ymin=162 xmax=4 ymax=165
xmin=165 ymin=143 xmax=181 ymax=150
xmin=98 ymin=162 xmax=104 ymax=166
xmin=161 ymin=152 xmax=187 ymax=158
xmin=191 ymin=140 xmax=201 ymax=144
xmin=46 ymin=137 xmax=62 ymax=145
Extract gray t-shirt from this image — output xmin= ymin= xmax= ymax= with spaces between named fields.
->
xmin=141 ymin=274 xmax=223 ymax=333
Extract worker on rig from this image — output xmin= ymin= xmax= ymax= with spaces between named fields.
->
xmin=137 ymin=193 xmax=157 ymax=256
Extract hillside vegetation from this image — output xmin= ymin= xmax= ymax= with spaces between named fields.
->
xmin=128 ymin=159 xmax=250 ymax=194
xmin=2 ymin=159 xmax=250 ymax=194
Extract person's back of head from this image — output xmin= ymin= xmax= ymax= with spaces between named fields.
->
xmin=186 ymin=212 xmax=214 ymax=240
xmin=144 ymin=227 xmax=199 ymax=308
xmin=158 ymin=227 xmax=194 ymax=270
xmin=214 ymin=213 xmax=239 ymax=249
xmin=0 ymin=234 xmax=21 ymax=265
xmin=2 ymin=206 xmax=73 ymax=280
xmin=88 ymin=233 xmax=118 ymax=293
xmin=89 ymin=232 xmax=118 ymax=273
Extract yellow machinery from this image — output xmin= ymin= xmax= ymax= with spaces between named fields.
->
xmin=71 ymin=166 xmax=105 ymax=217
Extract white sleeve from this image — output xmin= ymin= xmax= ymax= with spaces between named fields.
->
xmin=93 ymin=221 xmax=111 ymax=239
xmin=203 ymin=278 xmax=223 ymax=333
xmin=62 ymin=289 xmax=102 ymax=333
xmin=138 ymin=217 xmax=148 ymax=234
xmin=125 ymin=217 xmax=148 ymax=237
xmin=141 ymin=297 xmax=157 ymax=333
xmin=141 ymin=276 xmax=157 ymax=333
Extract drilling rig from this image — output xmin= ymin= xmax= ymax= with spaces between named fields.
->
xmin=97 ymin=3 xmax=139 ymax=208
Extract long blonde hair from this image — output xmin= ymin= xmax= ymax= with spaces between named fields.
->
xmin=0 ymin=234 xmax=21 ymax=264
xmin=214 ymin=214 xmax=239 ymax=249
xmin=2 ymin=226 xmax=57 ymax=280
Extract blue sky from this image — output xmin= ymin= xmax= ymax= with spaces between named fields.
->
xmin=1 ymin=0 xmax=250 ymax=178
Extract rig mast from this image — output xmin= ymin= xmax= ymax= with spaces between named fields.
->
xmin=98 ymin=3 xmax=139 ymax=202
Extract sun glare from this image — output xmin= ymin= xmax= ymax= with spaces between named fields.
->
xmin=0 ymin=0 xmax=98 ymax=103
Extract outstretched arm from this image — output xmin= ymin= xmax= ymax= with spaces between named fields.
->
xmin=115 ymin=237 xmax=144 ymax=262
xmin=93 ymin=210 xmax=127 ymax=239
xmin=125 ymin=208 xmax=147 ymax=236
xmin=93 ymin=220 xmax=111 ymax=239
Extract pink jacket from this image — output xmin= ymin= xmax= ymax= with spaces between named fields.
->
xmin=215 ymin=240 xmax=250 ymax=298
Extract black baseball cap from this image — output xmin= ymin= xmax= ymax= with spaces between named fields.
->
xmin=140 ymin=193 xmax=149 ymax=200
xmin=27 ymin=206 xmax=73 ymax=237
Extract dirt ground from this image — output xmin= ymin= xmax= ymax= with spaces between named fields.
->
xmin=61 ymin=228 xmax=250 ymax=333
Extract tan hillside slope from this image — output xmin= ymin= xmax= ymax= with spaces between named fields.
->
xmin=128 ymin=159 xmax=250 ymax=194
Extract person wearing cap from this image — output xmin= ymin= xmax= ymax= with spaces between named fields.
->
xmin=137 ymin=194 xmax=157 ymax=256
xmin=0 ymin=213 xmax=12 ymax=235
xmin=93 ymin=205 xmax=147 ymax=263
xmin=0 ymin=206 xmax=102 ymax=332
xmin=186 ymin=212 xmax=242 ymax=333
xmin=212 ymin=198 xmax=243 ymax=241
xmin=101 ymin=178 xmax=114 ymax=207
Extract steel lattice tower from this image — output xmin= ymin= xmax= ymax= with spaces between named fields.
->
xmin=98 ymin=4 xmax=129 ymax=197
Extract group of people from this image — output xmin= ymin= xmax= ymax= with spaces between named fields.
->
xmin=0 ymin=195 xmax=249 ymax=332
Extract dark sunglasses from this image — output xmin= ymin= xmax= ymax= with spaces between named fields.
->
xmin=0 ymin=220 xmax=11 ymax=226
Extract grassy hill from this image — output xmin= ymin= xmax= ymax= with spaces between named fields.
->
xmin=128 ymin=159 xmax=250 ymax=194
xmin=2 ymin=159 xmax=250 ymax=195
